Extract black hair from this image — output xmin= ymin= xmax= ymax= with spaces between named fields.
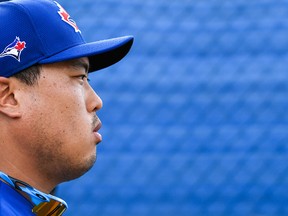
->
xmin=12 ymin=65 xmax=41 ymax=86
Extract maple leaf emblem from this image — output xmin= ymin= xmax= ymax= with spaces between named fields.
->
xmin=15 ymin=41 xmax=26 ymax=51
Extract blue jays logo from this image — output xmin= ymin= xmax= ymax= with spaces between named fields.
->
xmin=0 ymin=37 xmax=26 ymax=62
xmin=54 ymin=1 xmax=81 ymax=33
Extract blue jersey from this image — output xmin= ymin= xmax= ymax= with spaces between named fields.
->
xmin=0 ymin=181 xmax=35 ymax=216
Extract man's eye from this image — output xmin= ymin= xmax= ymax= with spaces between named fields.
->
xmin=79 ymin=75 xmax=90 ymax=82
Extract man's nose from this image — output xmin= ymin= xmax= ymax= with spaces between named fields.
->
xmin=87 ymin=84 xmax=103 ymax=112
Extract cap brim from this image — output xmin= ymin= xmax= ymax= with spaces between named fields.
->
xmin=39 ymin=36 xmax=134 ymax=72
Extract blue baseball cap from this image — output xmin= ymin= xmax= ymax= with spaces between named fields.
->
xmin=0 ymin=0 xmax=134 ymax=77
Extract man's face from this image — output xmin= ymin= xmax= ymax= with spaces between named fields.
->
xmin=15 ymin=57 xmax=103 ymax=184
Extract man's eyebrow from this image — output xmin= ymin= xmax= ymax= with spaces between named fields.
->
xmin=70 ymin=59 xmax=90 ymax=73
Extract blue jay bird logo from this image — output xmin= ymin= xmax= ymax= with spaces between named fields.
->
xmin=0 ymin=37 xmax=26 ymax=62
xmin=54 ymin=1 xmax=81 ymax=33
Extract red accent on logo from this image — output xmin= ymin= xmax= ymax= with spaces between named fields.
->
xmin=15 ymin=41 xmax=26 ymax=51
xmin=54 ymin=1 xmax=81 ymax=33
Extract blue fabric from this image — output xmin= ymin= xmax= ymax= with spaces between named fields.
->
xmin=0 ymin=181 xmax=35 ymax=216
xmin=0 ymin=0 xmax=133 ymax=77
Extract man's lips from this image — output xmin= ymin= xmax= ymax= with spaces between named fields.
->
xmin=93 ymin=121 xmax=102 ymax=133
xmin=93 ymin=120 xmax=102 ymax=144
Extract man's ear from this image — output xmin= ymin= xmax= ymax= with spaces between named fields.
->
xmin=0 ymin=77 xmax=21 ymax=118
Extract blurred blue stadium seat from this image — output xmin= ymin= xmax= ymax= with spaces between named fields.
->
xmin=58 ymin=0 xmax=288 ymax=215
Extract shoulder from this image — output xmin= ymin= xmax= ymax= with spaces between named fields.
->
xmin=0 ymin=181 xmax=35 ymax=216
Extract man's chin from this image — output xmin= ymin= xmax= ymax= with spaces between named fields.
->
xmin=61 ymin=154 xmax=97 ymax=182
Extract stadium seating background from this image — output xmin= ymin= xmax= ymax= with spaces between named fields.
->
xmin=58 ymin=0 xmax=288 ymax=215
